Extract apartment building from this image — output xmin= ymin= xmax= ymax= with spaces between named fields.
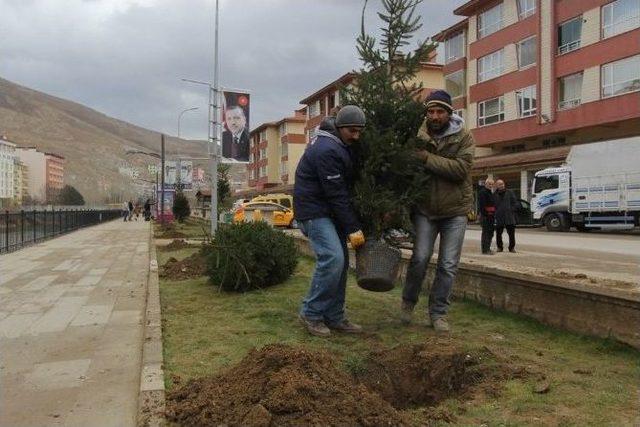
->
xmin=246 ymin=110 xmax=307 ymax=190
xmin=434 ymin=0 xmax=640 ymax=200
xmin=45 ymin=153 xmax=65 ymax=202
xmin=0 ymin=137 xmax=16 ymax=206
xmin=13 ymin=158 xmax=29 ymax=206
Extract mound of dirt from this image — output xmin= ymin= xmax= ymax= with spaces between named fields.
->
xmin=166 ymin=344 xmax=409 ymax=426
xmin=160 ymin=252 xmax=207 ymax=280
xmin=158 ymin=239 xmax=195 ymax=252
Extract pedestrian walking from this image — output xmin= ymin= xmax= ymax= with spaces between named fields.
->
xmin=478 ymin=178 xmax=496 ymax=254
xmin=495 ymin=179 xmax=518 ymax=252
xmin=144 ymin=199 xmax=152 ymax=221
xmin=400 ymin=90 xmax=475 ymax=333
xmin=293 ymin=105 xmax=367 ymax=337
xmin=122 ymin=201 xmax=129 ymax=221
xmin=128 ymin=200 xmax=134 ymax=221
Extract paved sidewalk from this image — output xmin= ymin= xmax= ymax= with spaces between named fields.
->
xmin=0 ymin=219 xmax=150 ymax=427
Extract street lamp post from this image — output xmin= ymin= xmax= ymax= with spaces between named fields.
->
xmin=177 ymin=107 xmax=199 ymax=139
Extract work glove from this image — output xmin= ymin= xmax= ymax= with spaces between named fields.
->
xmin=348 ymin=230 xmax=365 ymax=249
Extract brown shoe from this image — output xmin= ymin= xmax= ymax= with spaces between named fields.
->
xmin=298 ymin=314 xmax=331 ymax=337
xmin=432 ymin=317 xmax=451 ymax=333
xmin=328 ymin=319 xmax=363 ymax=334
xmin=400 ymin=301 xmax=414 ymax=325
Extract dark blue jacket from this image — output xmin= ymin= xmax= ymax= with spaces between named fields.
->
xmin=293 ymin=118 xmax=361 ymax=235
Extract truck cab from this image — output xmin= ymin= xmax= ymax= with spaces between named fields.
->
xmin=531 ymin=167 xmax=571 ymax=231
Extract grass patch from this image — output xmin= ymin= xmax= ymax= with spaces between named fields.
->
xmin=154 ymin=217 xmax=210 ymax=238
xmin=159 ymin=255 xmax=640 ymax=425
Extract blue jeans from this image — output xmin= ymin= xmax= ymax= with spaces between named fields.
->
xmin=299 ymin=217 xmax=349 ymax=325
xmin=403 ymin=213 xmax=467 ymax=318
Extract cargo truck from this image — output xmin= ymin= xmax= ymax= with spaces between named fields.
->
xmin=531 ymin=136 xmax=640 ymax=231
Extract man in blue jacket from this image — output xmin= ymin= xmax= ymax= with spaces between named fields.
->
xmin=294 ymin=105 xmax=367 ymax=337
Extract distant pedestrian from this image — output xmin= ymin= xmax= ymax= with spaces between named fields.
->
xmin=478 ymin=178 xmax=496 ymax=254
xmin=128 ymin=200 xmax=134 ymax=221
xmin=144 ymin=199 xmax=152 ymax=221
xmin=495 ymin=179 xmax=518 ymax=253
xmin=122 ymin=201 xmax=129 ymax=221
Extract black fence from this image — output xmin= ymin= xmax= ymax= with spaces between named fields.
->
xmin=1 ymin=209 xmax=122 ymax=254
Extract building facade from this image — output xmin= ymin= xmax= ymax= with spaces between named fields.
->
xmin=45 ymin=153 xmax=65 ymax=202
xmin=276 ymin=112 xmax=306 ymax=185
xmin=435 ymin=0 xmax=640 ymax=200
xmin=16 ymin=147 xmax=47 ymax=203
xmin=0 ymin=137 xmax=16 ymax=206
xmin=13 ymin=158 xmax=28 ymax=206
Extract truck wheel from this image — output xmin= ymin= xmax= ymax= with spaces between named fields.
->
xmin=545 ymin=213 xmax=567 ymax=232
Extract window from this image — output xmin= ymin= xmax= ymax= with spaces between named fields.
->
xmin=558 ymin=17 xmax=582 ymax=54
xmin=602 ymin=0 xmax=640 ymax=38
xmin=517 ymin=0 xmax=536 ymax=19
xmin=280 ymin=161 xmax=288 ymax=177
xmin=517 ymin=85 xmax=537 ymax=117
xmin=478 ymin=3 xmax=503 ymax=38
xmin=260 ymin=165 xmax=267 ymax=177
xmin=558 ymin=73 xmax=583 ymax=109
xmin=260 ymin=147 xmax=267 ymax=159
xmin=534 ymin=175 xmax=559 ymax=193
xmin=250 ymin=152 xmax=254 ymax=163
xmin=281 ymin=142 xmax=288 ymax=157
xmin=517 ymin=37 xmax=536 ymax=69
xmin=279 ymin=122 xmax=287 ymax=136
xmin=453 ymin=108 xmax=465 ymax=118
xmin=308 ymin=101 xmax=320 ymax=118
xmin=445 ymin=70 xmax=466 ymax=98
xmin=259 ymin=130 xmax=267 ymax=141
xmin=602 ymin=54 xmax=640 ymax=98
xmin=478 ymin=49 xmax=504 ymax=82
xmin=444 ymin=32 xmax=465 ymax=63
xmin=478 ymin=96 xmax=505 ymax=126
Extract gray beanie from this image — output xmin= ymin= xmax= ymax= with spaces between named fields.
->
xmin=335 ymin=105 xmax=366 ymax=128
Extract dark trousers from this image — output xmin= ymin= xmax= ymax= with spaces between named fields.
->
xmin=480 ymin=216 xmax=494 ymax=253
xmin=496 ymin=225 xmax=516 ymax=251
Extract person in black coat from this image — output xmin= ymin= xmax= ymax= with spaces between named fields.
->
xmin=477 ymin=178 xmax=496 ymax=254
xmin=494 ymin=179 xmax=518 ymax=252
xmin=293 ymin=106 xmax=367 ymax=338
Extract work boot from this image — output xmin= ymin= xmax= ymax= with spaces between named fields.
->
xmin=400 ymin=301 xmax=414 ymax=325
xmin=482 ymin=250 xmax=495 ymax=255
xmin=328 ymin=319 xmax=363 ymax=334
xmin=509 ymin=248 xmax=517 ymax=253
xmin=497 ymin=248 xmax=504 ymax=252
xmin=432 ymin=317 xmax=451 ymax=334
xmin=298 ymin=314 xmax=331 ymax=337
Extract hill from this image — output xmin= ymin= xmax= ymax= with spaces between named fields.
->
xmin=0 ymin=77 xmax=244 ymax=204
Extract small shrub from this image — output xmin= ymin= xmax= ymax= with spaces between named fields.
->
xmin=203 ymin=221 xmax=298 ymax=292
xmin=172 ymin=191 xmax=191 ymax=222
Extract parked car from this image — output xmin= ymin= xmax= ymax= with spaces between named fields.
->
xmin=250 ymin=193 xmax=293 ymax=209
xmin=233 ymin=201 xmax=297 ymax=228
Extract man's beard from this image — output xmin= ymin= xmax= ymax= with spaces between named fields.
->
xmin=426 ymin=119 xmax=449 ymax=134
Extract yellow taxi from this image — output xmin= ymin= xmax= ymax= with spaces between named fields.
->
xmin=233 ymin=201 xmax=297 ymax=228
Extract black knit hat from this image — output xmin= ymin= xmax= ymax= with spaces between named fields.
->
xmin=424 ymin=90 xmax=453 ymax=113
xmin=335 ymin=105 xmax=366 ymax=128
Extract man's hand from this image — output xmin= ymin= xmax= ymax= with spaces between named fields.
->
xmin=348 ymin=230 xmax=365 ymax=249
xmin=414 ymin=149 xmax=429 ymax=162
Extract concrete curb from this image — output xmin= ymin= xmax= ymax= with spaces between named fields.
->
xmin=137 ymin=226 xmax=166 ymax=427
xmin=293 ymin=234 xmax=640 ymax=349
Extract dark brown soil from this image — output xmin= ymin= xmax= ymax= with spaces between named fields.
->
xmin=165 ymin=342 xmax=518 ymax=426
xmin=160 ymin=252 xmax=207 ymax=280
xmin=356 ymin=340 xmax=483 ymax=409
xmin=157 ymin=230 xmax=188 ymax=239
xmin=166 ymin=344 xmax=409 ymax=426
xmin=157 ymin=239 xmax=195 ymax=252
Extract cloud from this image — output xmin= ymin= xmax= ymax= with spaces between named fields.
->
xmin=0 ymin=0 xmax=468 ymax=139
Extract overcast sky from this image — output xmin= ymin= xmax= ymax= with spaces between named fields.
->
xmin=1 ymin=0 xmax=467 ymax=140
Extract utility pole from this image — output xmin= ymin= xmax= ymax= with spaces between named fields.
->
xmin=210 ymin=0 xmax=220 ymax=237
xmin=160 ymin=134 xmax=166 ymax=223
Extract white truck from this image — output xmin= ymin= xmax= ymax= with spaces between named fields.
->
xmin=531 ymin=136 xmax=640 ymax=231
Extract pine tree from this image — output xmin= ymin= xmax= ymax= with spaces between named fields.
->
xmin=172 ymin=191 xmax=191 ymax=222
xmin=57 ymin=185 xmax=85 ymax=205
xmin=343 ymin=0 xmax=437 ymax=239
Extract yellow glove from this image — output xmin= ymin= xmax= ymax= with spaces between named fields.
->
xmin=348 ymin=230 xmax=365 ymax=249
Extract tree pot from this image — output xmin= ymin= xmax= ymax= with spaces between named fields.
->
xmin=355 ymin=239 xmax=402 ymax=292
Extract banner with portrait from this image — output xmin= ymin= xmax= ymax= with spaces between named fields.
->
xmin=221 ymin=90 xmax=250 ymax=163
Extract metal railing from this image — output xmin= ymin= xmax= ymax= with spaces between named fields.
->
xmin=1 ymin=209 xmax=122 ymax=254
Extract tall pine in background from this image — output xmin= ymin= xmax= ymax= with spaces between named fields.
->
xmin=344 ymin=0 xmax=437 ymax=239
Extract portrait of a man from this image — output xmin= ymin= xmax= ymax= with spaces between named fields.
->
xmin=221 ymin=94 xmax=250 ymax=162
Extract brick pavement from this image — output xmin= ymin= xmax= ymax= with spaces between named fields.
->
xmin=0 ymin=219 xmax=150 ymax=427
